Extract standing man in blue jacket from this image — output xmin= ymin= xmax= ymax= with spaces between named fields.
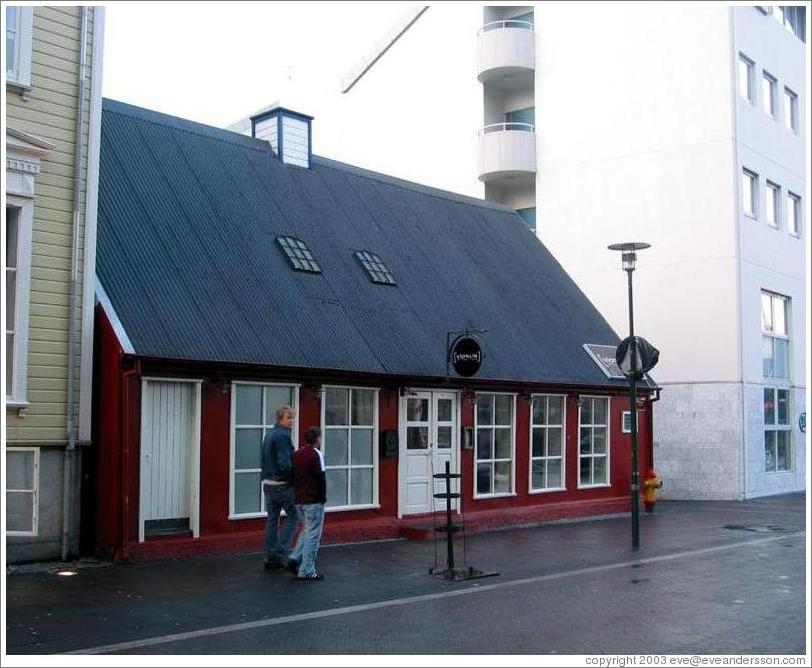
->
xmin=261 ymin=405 xmax=299 ymax=569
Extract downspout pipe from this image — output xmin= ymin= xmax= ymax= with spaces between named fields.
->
xmin=62 ymin=6 xmax=89 ymax=562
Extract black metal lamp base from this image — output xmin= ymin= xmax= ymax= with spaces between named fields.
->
xmin=428 ymin=566 xmax=499 ymax=581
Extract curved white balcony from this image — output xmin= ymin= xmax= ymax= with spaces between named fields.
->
xmin=477 ymin=21 xmax=535 ymax=86
xmin=477 ymin=123 xmax=537 ymax=183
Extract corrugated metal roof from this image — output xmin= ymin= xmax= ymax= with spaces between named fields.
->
xmin=97 ymin=98 xmax=624 ymax=385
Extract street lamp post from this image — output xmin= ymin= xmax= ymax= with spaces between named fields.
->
xmin=608 ymin=242 xmax=650 ymax=551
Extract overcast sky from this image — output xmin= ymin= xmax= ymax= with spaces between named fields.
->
xmin=103 ymin=1 xmax=414 ymax=127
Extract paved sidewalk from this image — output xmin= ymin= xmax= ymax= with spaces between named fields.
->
xmin=4 ymin=493 xmax=807 ymax=655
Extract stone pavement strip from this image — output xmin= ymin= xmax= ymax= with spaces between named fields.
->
xmin=4 ymin=493 xmax=807 ymax=655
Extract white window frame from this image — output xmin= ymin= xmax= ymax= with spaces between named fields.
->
xmin=761 ymin=290 xmax=790 ymax=381
xmin=6 ymin=446 xmax=39 ymax=536
xmin=529 ymin=394 xmax=567 ymax=494
xmin=742 ymin=168 xmax=758 ymax=219
xmin=474 ymin=392 xmax=516 ymax=499
xmin=738 ymin=54 xmax=755 ymax=104
xmin=765 ymin=181 xmax=781 ymax=229
xmin=621 ymin=411 xmax=639 ymax=434
xmin=783 ymin=87 xmax=798 ymax=132
xmin=320 ymin=384 xmax=380 ymax=512
xmin=763 ymin=387 xmax=792 ymax=473
xmin=229 ymin=381 xmax=300 ymax=520
xmin=5 ymin=196 xmax=33 ymax=407
xmin=787 ymin=192 xmax=801 ymax=237
xmin=5 ymin=6 xmax=33 ymax=91
xmin=761 ymin=71 xmax=777 ymax=118
xmin=577 ymin=395 xmax=611 ymax=489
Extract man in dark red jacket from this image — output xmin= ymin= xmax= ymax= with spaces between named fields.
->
xmin=288 ymin=427 xmax=326 ymax=580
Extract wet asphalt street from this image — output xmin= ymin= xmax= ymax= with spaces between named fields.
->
xmin=4 ymin=493 xmax=807 ymax=655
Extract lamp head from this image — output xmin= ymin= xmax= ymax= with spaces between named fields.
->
xmin=608 ymin=242 xmax=651 ymax=272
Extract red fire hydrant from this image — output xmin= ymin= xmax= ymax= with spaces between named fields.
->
xmin=642 ymin=469 xmax=663 ymax=513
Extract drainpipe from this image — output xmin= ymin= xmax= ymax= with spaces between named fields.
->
xmin=61 ymin=6 xmax=89 ymax=562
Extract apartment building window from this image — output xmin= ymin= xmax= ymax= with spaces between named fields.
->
xmin=323 ymin=387 xmax=377 ymax=509
xmin=5 ymin=6 xmax=33 ymax=88
xmin=504 ymin=107 xmax=535 ymax=129
xmin=530 ymin=395 xmax=565 ymax=491
xmin=516 ymin=207 xmax=536 ymax=232
xmin=762 ymin=72 xmax=777 ymax=117
xmin=742 ymin=169 xmax=758 ymax=218
xmin=783 ymin=88 xmax=798 ymax=132
xmin=475 ymin=393 xmax=515 ymax=497
xmin=738 ymin=55 xmax=755 ymax=103
xmin=766 ymin=182 xmax=780 ymax=228
xmin=6 ymin=448 xmax=39 ymax=536
xmin=787 ymin=192 xmax=801 ymax=237
xmin=761 ymin=291 xmax=789 ymax=379
xmin=579 ymin=396 xmax=609 ymax=487
xmin=231 ymin=383 xmax=298 ymax=516
xmin=771 ymin=6 xmax=806 ymax=43
xmin=764 ymin=388 xmax=791 ymax=472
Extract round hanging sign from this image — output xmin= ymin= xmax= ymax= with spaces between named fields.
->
xmin=450 ymin=335 xmax=483 ymax=377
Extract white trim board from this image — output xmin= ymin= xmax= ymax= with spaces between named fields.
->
xmin=95 ymin=279 xmax=135 ymax=354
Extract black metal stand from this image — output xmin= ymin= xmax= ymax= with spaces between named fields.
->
xmin=428 ymin=462 xmax=498 ymax=582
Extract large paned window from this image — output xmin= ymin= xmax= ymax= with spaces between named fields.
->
xmin=764 ymin=388 xmax=791 ymax=472
xmin=761 ymin=291 xmax=789 ymax=379
xmin=475 ymin=393 xmax=514 ymax=497
xmin=783 ymin=88 xmax=798 ymax=132
xmin=766 ymin=181 xmax=780 ymax=228
xmin=787 ymin=192 xmax=801 ymax=237
xmin=530 ymin=395 xmax=565 ymax=491
xmin=579 ymin=396 xmax=609 ymax=487
xmin=738 ymin=54 xmax=754 ymax=103
xmin=6 ymin=448 xmax=39 ymax=535
xmin=6 ymin=207 xmax=19 ymax=397
xmin=231 ymin=383 xmax=297 ymax=516
xmin=5 ymin=6 xmax=32 ymax=88
xmin=742 ymin=169 xmax=758 ymax=218
xmin=323 ymin=387 xmax=377 ymax=509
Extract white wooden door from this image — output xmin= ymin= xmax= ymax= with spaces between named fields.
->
xmin=139 ymin=379 xmax=200 ymax=540
xmin=400 ymin=391 xmax=459 ymax=516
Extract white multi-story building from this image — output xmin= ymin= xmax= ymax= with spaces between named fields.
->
xmin=231 ymin=3 xmax=807 ymax=500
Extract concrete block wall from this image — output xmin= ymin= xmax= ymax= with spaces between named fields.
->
xmin=654 ymin=383 xmax=743 ymax=500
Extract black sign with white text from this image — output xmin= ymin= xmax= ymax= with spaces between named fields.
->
xmin=450 ymin=336 xmax=483 ymax=377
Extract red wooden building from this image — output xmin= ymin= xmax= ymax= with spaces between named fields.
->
xmin=88 ymin=100 xmax=656 ymax=560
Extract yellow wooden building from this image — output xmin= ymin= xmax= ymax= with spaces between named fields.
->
xmin=5 ymin=6 xmax=105 ymax=562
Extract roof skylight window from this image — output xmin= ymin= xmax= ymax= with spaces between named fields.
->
xmin=354 ymin=250 xmax=396 ymax=286
xmin=276 ymin=236 xmax=321 ymax=273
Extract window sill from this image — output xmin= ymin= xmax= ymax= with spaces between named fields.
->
xmin=529 ymin=487 xmax=566 ymax=495
xmin=6 ymin=80 xmax=32 ymax=98
xmin=577 ymin=483 xmax=611 ymax=490
xmin=744 ymin=213 xmax=758 ymax=221
xmin=473 ymin=492 xmax=516 ymax=500
xmin=6 ymin=400 xmax=30 ymax=417
xmin=764 ymin=469 xmax=794 ymax=475
xmin=326 ymin=504 xmax=380 ymax=513
xmin=6 ymin=531 xmax=38 ymax=537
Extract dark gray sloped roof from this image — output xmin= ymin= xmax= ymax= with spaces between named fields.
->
xmin=97 ymin=98 xmax=624 ymax=386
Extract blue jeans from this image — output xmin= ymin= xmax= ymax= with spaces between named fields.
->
xmin=289 ymin=503 xmax=325 ymax=577
xmin=264 ymin=484 xmax=298 ymax=560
